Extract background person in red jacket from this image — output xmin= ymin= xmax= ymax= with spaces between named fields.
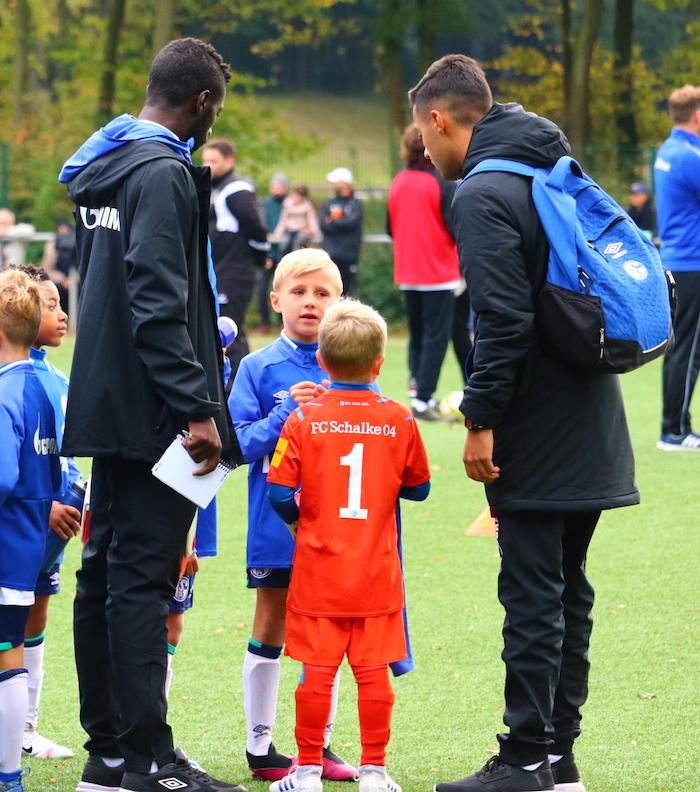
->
xmin=387 ymin=125 xmax=461 ymax=420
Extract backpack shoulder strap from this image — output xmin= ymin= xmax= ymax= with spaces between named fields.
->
xmin=462 ymin=158 xmax=537 ymax=182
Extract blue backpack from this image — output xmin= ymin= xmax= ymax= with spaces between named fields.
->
xmin=465 ymin=157 xmax=675 ymax=373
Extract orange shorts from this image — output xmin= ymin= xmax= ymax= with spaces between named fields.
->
xmin=285 ymin=610 xmax=407 ymax=667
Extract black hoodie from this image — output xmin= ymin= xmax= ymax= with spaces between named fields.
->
xmin=62 ymin=141 xmax=241 ymax=465
xmin=453 ymin=104 xmax=638 ymax=513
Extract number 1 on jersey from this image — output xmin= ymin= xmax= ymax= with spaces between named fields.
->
xmin=339 ymin=443 xmax=368 ymax=520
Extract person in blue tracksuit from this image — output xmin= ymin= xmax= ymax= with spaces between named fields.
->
xmin=654 ymin=84 xmax=700 ymax=451
xmin=228 ymin=249 xmax=359 ymax=783
xmin=0 ymin=269 xmax=61 ymax=792
xmin=22 ymin=268 xmax=82 ymax=761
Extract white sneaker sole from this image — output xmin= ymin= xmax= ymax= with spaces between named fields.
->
xmin=75 ymin=783 xmax=121 ymax=792
xmin=555 ymin=782 xmax=586 ymax=792
xmin=656 ymin=440 xmax=700 ymax=451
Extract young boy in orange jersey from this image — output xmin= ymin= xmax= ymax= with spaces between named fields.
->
xmin=266 ymin=300 xmax=431 ymax=792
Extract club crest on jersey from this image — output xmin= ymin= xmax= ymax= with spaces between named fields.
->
xmin=174 ymin=575 xmax=191 ymax=602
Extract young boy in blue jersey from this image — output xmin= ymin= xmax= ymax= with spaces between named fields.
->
xmin=20 ymin=268 xmax=81 ymax=761
xmin=229 ymin=248 xmax=356 ymax=782
xmin=0 ymin=269 xmax=61 ymax=792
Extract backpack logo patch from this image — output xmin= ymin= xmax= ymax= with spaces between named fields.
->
xmin=623 ymin=260 xmax=648 ymax=281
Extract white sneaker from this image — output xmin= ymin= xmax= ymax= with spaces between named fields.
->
xmin=270 ymin=767 xmax=323 ymax=792
xmin=359 ymin=765 xmax=402 ymax=792
xmin=22 ymin=727 xmax=74 ymax=759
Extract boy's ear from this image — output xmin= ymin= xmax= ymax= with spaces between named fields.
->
xmin=270 ymin=291 xmax=282 ymax=314
xmin=371 ymin=353 xmax=384 ymax=377
xmin=315 ymin=349 xmax=326 ymax=370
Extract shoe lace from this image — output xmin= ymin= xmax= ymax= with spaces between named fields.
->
xmin=178 ymin=758 xmax=213 ymax=784
xmin=2 ymin=768 xmax=30 ymax=792
xmin=477 ymin=756 xmax=505 ymax=778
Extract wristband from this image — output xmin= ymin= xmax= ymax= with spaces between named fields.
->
xmin=464 ymin=416 xmax=489 ymax=431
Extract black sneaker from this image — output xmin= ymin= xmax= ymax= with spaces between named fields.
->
xmin=551 ymin=754 xmax=585 ymax=792
xmin=119 ymin=757 xmax=247 ymax=792
xmin=412 ymin=405 xmax=445 ymax=422
xmin=435 ymin=757 xmax=554 ymax=792
xmin=75 ymin=754 xmax=123 ymax=792
xmin=246 ymin=743 xmax=295 ymax=781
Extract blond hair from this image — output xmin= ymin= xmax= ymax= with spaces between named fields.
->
xmin=319 ymin=299 xmax=387 ymax=377
xmin=0 ymin=268 xmax=42 ymax=347
xmin=272 ymin=248 xmax=343 ymax=295
xmin=668 ymin=84 xmax=700 ymax=124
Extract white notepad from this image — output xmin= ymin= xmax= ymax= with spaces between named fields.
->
xmin=151 ymin=435 xmax=233 ymax=509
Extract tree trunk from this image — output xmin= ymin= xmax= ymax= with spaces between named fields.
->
xmin=376 ymin=0 xmax=407 ymax=173
xmin=561 ymin=0 xmax=572 ymax=116
xmin=416 ymin=0 xmax=438 ymax=73
xmin=96 ymin=0 xmax=127 ymax=126
xmin=12 ymin=0 xmax=31 ymax=130
xmin=153 ymin=0 xmax=177 ymax=57
xmin=613 ymin=0 xmax=636 ymax=146
xmin=565 ymin=0 xmax=605 ymax=154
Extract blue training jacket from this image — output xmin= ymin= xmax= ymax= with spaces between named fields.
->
xmin=654 ymin=128 xmax=700 ymax=272
xmin=30 ymin=347 xmax=81 ymax=501
xmin=229 ymin=333 xmax=326 ymax=569
xmin=0 ymin=361 xmax=62 ymax=592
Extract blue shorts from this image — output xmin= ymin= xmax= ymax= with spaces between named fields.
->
xmin=35 ymin=564 xmax=61 ymax=597
xmin=0 ymin=605 xmax=30 ymax=650
xmin=169 ymin=573 xmax=195 ymax=614
xmin=246 ymin=567 xmax=291 ymax=589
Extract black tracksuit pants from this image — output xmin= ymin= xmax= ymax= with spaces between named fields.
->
xmin=220 ymin=277 xmax=257 ymax=380
xmin=74 ymin=457 xmax=195 ymax=773
xmin=662 ymin=270 xmax=700 ymax=436
xmin=495 ymin=510 xmax=600 ymax=765
xmin=404 ymin=289 xmax=455 ymax=403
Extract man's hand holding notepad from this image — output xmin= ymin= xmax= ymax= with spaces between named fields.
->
xmin=152 ymin=432 xmax=234 ymax=509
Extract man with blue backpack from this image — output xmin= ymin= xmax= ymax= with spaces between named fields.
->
xmin=411 ymin=54 xmax=642 ymax=792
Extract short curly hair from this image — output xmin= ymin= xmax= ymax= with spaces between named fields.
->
xmin=148 ymin=37 xmax=232 ymax=108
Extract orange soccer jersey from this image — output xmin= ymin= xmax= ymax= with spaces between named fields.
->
xmin=267 ymin=385 xmax=430 ymax=619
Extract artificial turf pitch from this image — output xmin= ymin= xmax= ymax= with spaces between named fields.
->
xmin=31 ymin=334 xmax=697 ymax=792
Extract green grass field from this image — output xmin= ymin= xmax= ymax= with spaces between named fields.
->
xmin=26 ymin=333 xmax=698 ymax=792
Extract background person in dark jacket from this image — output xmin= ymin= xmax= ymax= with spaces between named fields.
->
xmin=626 ymin=181 xmax=657 ymax=241
xmin=320 ymin=167 xmax=363 ymax=295
xmin=411 ymin=54 xmax=639 ymax=792
xmin=59 ymin=39 xmax=245 ymax=792
xmin=203 ymin=138 xmax=269 ymax=376
xmin=258 ymin=172 xmax=289 ymax=332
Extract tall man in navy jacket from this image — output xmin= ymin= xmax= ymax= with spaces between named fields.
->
xmin=59 ymin=39 xmax=245 ymax=792
xmin=411 ymin=55 xmax=639 ymax=792
xmin=654 ymin=84 xmax=700 ymax=451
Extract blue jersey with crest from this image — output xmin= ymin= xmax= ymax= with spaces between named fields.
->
xmin=229 ymin=333 xmax=326 ymax=568
xmin=0 ymin=361 xmax=61 ymax=592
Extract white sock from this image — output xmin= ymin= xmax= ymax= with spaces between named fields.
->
xmin=522 ymin=761 xmax=544 ymax=771
xmin=360 ymin=765 xmax=386 ymax=777
xmin=165 ymin=652 xmax=174 ymax=700
xmin=150 ymin=760 xmax=158 ymax=773
xmin=548 ymin=754 xmax=564 ymax=764
xmin=297 ymin=765 xmax=322 ymax=778
xmin=102 ymin=757 xmax=124 ymax=768
xmin=324 ymin=668 xmax=341 ymax=749
xmin=24 ymin=639 xmax=45 ymax=730
xmin=0 ymin=671 xmax=28 ymax=774
xmin=243 ymin=646 xmax=281 ymax=755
